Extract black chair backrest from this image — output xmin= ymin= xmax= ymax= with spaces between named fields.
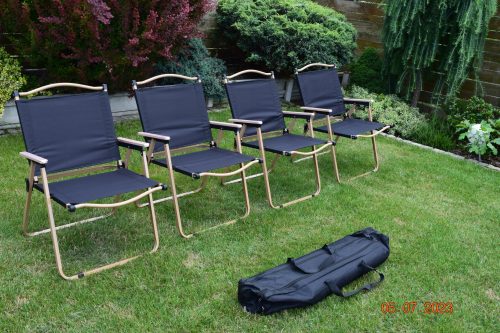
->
xmin=225 ymin=78 xmax=286 ymax=137
xmin=15 ymin=91 xmax=120 ymax=175
xmin=134 ymin=82 xmax=212 ymax=149
xmin=296 ymin=67 xmax=346 ymax=115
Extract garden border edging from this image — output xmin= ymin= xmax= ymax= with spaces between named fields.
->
xmin=381 ymin=133 xmax=500 ymax=172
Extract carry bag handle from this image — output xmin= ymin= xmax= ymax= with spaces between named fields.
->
xmin=325 ymin=261 xmax=384 ymax=298
xmin=288 ymin=244 xmax=336 ymax=274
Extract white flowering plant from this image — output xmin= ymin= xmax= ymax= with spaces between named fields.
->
xmin=456 ymin=119 xmax=500 ymax=159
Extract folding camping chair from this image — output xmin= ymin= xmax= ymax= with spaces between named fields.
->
xmin=295 ymin=63 xmax=390 ymax=181
xmin=15 ymin=83 xmax=165 ymax=280
xmin=132 ymin=74 xmax=261 ymax=239
xmin=224 ymin=70 xmax=336 ymax=209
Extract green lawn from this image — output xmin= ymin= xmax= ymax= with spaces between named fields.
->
xmin=0 ymin=110 xmax=499 ymax=332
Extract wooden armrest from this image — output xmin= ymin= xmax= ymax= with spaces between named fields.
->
xmin=282 ymin=111 xmax=314 ymax=120
xmin=343 ymin=98 xmax=373 ymax=106
xmin=209 ymin=121 xmax=242 ymax=132
xmin=300 ymin=106 xmax=333 ymax=114
xmin=117 ymin=137 xmax=150 ymax=151
xmin=229 ymin=118 xmax=263 ymax=127
xmin=137 ymin=132 xmax=171 ymax=143
xmin=117 ymin=137 xmax=149 ymax=148
xmin=20 ymin=151 xmax=48 ymax=165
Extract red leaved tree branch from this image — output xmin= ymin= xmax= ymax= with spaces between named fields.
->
xmin=1 ymin=0 xmax=213 ymax=91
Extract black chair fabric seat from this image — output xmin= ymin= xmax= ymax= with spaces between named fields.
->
xmin=34 ymin=168 xmax=160 ymax=206
xmin=242 ymin=133 xmax=328 ymax=155
xmin=315 ymin=119 xmax=385 ymax=139
xmin=152 ymin=147 xmax=256 ymax=177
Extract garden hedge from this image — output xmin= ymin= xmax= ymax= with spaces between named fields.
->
xmin=217 ymin=0 xmax=357 ymax=75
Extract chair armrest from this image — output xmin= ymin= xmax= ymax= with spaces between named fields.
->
xmin=300 ymin=106 xmax=333 ymax=115
xmin=343 ymin=98 xmax=373 ymax=106
xmin=137 ymin=131 xmax=171 ymax=144
xmin=229 ymin=118 xmax=263 ymax=127
xmin=282 ymin=111 xmax=314 ymax=120
xmin=20 ymin=151 xmax=48 ymax=165
xmin=117 ymin=137 xmax=150 ymax=151
xmin=209 ymin=120 xmax=242 ymax=132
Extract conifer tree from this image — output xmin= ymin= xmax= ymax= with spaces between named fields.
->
xmin=382 ymin=0 xmax=497 ymax=106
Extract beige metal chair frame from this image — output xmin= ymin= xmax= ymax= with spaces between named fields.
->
xmin=295 ymin=63 xmax=390 ymax=182
xmin=133 ymin=75 xmax=261 ymax=239
xmin=17 ymin=84 xmax=163 ymax=280
xmin=223 ymin=70 xmax=337 ymax=209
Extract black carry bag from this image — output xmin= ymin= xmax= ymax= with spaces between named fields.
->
xmin=238 ymin=227 xmax=390 ymax=315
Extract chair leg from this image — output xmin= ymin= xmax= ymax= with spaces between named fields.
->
xmin=166 ymin=166 xmax=193 ymax=239
xmin=371 ymin=134 xmax=380 ymax=172
xmin=165 ymin=162 xmax=251 ymax=238
xmin=146 ymin=190 xmax=160 ymax=253
xmin=240 ymin=163 xmax=251 ymax=219
xmin=22 ymin=181 xmax=34 ymax=236
xmin=278 ymin=147 xmax=322 ymax=208
xmin=34 ymin=167 xmax=160 ymax=280
xmin=259 ymin=150 xmax=279 ymax=209
xmin=330 ymin=144 xmax=340 ymax=183
xmin=261 ymin=155 xmax=322 ymax=209
xmin=258 ymin=147 xmax=321 ymax=209
xmin=346 ymin=133 xmax=382 ymax=181
xmin=141 ymin=152 xmax=160 ymax=253
xmin=22 ymin=163 xmax=36 ymax=236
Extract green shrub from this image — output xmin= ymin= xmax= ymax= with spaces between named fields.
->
xmin=156 ymin=39 xmax=227 ymax=99
xmin=347 ymin=85 xmax=426 ymax=138
xmin=216 ymin=0 xmax=356 ymax=75
xmin=444 ymin=96 xmax=500 ymax=130
xmin=349 ymin=48 xmax=386 ymax=94
xmin=0 ymin=47 xmax=26 ymax=114
xmin=409 ymin=115 xmax=456 ymax=151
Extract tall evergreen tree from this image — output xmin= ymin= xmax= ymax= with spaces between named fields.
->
xmin=382 ymin=0 xmax=497 ymax=106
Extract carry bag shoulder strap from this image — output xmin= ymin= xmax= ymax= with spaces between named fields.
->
xmin=325 ymin=261 xmax=384 ymax=298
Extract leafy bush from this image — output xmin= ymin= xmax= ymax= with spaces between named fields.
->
xmin=347 ymin=85 xmax=426 ymax=138
xmin=1 ymin=0 xmax=213 ymax=91
xmin=156 ymin=39 xmax=227 ymax=99
xmin=0 ymin=47 xmax=26 ymax=114
xmin=444 ymin=96 xmax=500 ymax=130
xmin=216 ymin=0 xmax=356 ymax=75
xmin=349 ymin=48 xmax=386 ymax=94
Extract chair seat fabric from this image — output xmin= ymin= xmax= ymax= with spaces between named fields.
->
xmin=243 ymin=133 xmax=328 ymax=155
xmin=315 ymin=118 xmax=385 ymax=139
xmin=34 ymin=168 xmax=159 ymax=206
xmin=152 ymin=147 xmax=256 ymax=176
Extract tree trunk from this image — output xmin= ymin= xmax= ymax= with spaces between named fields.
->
xmin=284 ymin=78 xmax=294 ymax=102
xmin=411 ymin=71 xmax=422 ymax=107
